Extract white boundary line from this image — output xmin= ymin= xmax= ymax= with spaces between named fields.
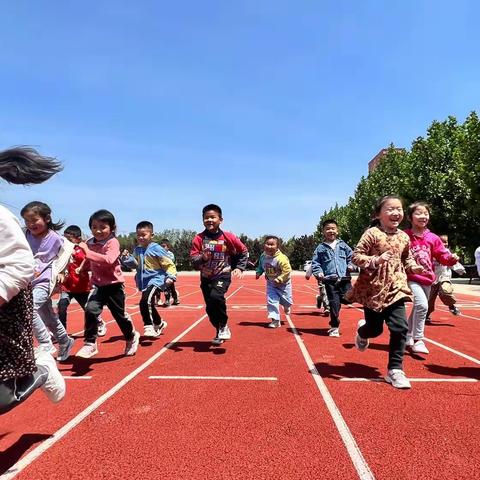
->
xmin=424 ymin=338 xmax=480 ymax=365
xmin=285 ymin=314 xmax=375 ymax=480
xmin=340 ymin=378 xmax=477 ymax=383
xmin=0 ymin=287 xmax=243 ymax=480
xmin=149 ymin=375 xmax=278 ymax=381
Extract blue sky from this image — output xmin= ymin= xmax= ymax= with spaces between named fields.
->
xmin=1 ymin=1 xmax=479 ymax=238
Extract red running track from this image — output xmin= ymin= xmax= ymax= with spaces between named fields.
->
xmin=0 ymin=275 xmax=479 ymax=479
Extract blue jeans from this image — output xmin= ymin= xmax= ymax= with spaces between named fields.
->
xmin=266 ymin=281 xmax=293 ymax=321
xmin=32 ymin=287 xmax=70 ymax=350
xmin=407 ymin=281 xmax=431 ymax=340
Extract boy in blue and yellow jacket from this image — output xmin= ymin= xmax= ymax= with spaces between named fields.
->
xmin=121 ymin=221 xmax=176 ymax=338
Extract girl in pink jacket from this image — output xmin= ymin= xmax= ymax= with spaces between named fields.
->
xmin=405 ymin=202 xmax=458 ymax=354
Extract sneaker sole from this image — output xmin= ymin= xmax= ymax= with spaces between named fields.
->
xmin=385 ymin=376 xmax=411 ymax=389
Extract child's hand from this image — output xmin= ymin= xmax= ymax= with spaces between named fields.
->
xmin=377 ymin=251 xmax=393 ymax=266
xmin=75 ymin=267 xmax=82 ymax=275
xmin=165 ymin=278 xmax=174 ymax=285
xmin=315 ymin=273 xmax=324 ymax=281
xmin=255 ymin=273 xmax=260 ymax=280
xmin=78 ymin=242 xmax=88 ymax=252
xmin=57 ymin=273 xmax=65 ymax=284
xmin=305 ymin=273 xmax=311 ymax=280
xmin=202 ymin=249 xmax=212 ymax=261
xmin=121 ymin=249 xmax=130 ymax=257
xmin=273 ymin=278 xmax=281 ymax=284
xmin=452 ymin=253 xmax=460 ymax=262
xmin=232 ymin=268 xmax=243 ymax=279
xmin=411 ymin=264 xmax=424 ymax=274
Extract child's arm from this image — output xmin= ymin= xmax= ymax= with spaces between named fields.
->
xmin=255 ymin=254 xmax=265 ymax=279
xmin=79 ymin=238 xmax=121 ymax=265
xmin=432 ymin=236 xmax=459 ymax=266
xmin=228 ymin=234 xmax=248 ymax=278
xmin=0 ymin=208 xmax=35 ymax=306
xmin=311 ymin=246 xmax=324 ymax=279
xmin=190 ymin=235 xmax=208 ymax=270
xmin=401 ymin=242 xmax=423 ymax=274
xmin=274 ymin=253 xmax=292 ymax=284
xmin=120 ymin=249 xmax=138 ymax=269
xmin=351 ymin=230 xmax=381 ymax=269
xmin=344 ymin=243 xmax=357 ymax=272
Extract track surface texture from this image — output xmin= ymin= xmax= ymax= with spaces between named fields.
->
xmin=1 ymin=273 xmax=479 ymax=479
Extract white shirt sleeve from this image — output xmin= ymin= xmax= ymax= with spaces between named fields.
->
xmin=0 ymin=205 xmax=34 ymax=302
xmin=475 ymin=247 xmax=480 ymax=277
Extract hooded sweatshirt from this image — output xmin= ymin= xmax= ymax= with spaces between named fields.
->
xmin=405 ymin=228 xmax=457 ymax=286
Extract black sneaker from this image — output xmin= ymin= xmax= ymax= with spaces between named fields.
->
xmin=316 ymin=295 xmax=322 ymax=309
xmin=449 ymin=306 xmax=461 ymax=316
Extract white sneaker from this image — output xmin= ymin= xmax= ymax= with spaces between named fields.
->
xmin=412 ymin=340 xmax=429 ymax=354
xmin=406 ymin=336 xmax=414 ymax=348
xmin=97 ymin=319 xmax=107 ymax=337
xmin=144 ymin=325 xmax=160 ymax=338
xmin=284 ymin=305 xmax=291 ymax=315
xmin=212 ymin=337 xmax=224 ymax=345
xmin=35 ymin=349 xmax=66 ymax=403
xmin=217 ymin=326 xmax=231 ymax=340
xmin=76 ymin=342 xmax=98 ymax=359
xmin=57 ymin=336 xmax=75 ymax=362
xmin=385 ymin=369 xmax=411 ymax=389
xmin=125 ymin=331 xmax=140 ymax=356
xmin=154 ymin=320 xmax=167 ymax=335
xmin=328 ymin=327 xmax=340 ymax=337
xmin=268 ymin=319 xmax=281 ymax=328
xmin=355 ymin=320 xmax=369 ymax=352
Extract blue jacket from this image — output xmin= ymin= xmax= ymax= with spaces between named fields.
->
xmin=122 ymin=242 xmax=176 ymax=291
xmin=311 ymin=240 xmax=353 ymax=278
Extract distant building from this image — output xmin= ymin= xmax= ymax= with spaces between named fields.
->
xmin=368 ymin=148 xmax=405 ymax=173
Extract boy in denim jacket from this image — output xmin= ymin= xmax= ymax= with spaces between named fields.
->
xmin=311 ymin=219 xmax=354 ymax=337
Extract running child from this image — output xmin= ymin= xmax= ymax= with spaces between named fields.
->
xmin=21 ymin=201 xmax=75 ymax=362
xmin=160 ymin=239 xmax=180 ymax=306
xmin=121 ymin=222 xmax=175 ymax=337
xmin=76 ymin=209 xmax=139 ymax=358
xmin=426 ymin=234 xmax=466 ymax=323
xmin=311 ymin=219 xmax=354 ymax=337
xmin=405 ymin=202 xmax=458 ymax=354
xmin=349 ymin=195 xmax=423 ymax=389
xmin=190 ymin=204 xmax=248 ymax=345
xmin=58 ymin=225 xmax=107 ymax=335
xmin=256 ymin=236 xmax=293 ymax=328
xmin=1 ymin=147 xmax=65 ymax=414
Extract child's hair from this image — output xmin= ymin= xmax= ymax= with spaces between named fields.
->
xmin=406 ymin=201 xmax=430 ymax=220
xmin=202 ymin=204 xmax=222 ymax=217
xmin=264 ymin=235 xmax=279 ymax=245
xmin=322 ymin=219 xmax=338 ymax=228
xmin=160 ymin=238 xmax=171 ymax=247
xmin=136 ymin=221 xmax=154 ymax=231
xmin=20 ymin=201 xmax=65 ymax=231
xmin=369 ymin=195 xmax=403 ymax=228
xmin=88 ymin=209 xmax=116 ymax=233
xmin=0 ymin=146 xmax=63 ymax=185
xmin=64 ymin=225 xmax=82 ymax=238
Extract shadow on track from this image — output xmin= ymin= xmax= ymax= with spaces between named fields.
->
xmin=0 ymin=433 xmax=51 ymax=474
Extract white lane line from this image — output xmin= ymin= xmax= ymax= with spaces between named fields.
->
xmin=352 ymin=306 xmax=480 ymax=365
xmin=149 ymin=375 xmax=278 ymax=381
xmin=340 ymin=378 xmax=477 ymax=383
xmin=62 ymin=376 xmax=92 ymax=380
xmin=286 ymin=314 xmax=374 ymax=480
xmin=424 ymin=338 xmax=480 ymax=365
xmin=1 ymin=287 xmax=243 ymax=480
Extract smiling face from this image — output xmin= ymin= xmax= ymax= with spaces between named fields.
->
xmin=23 ymin=210 xmax=49 ymax=238
xmin=264 ymin=238 xmax=279 ymax=256
xmin=136 ymin=227 xmax=153 ymax=248
xmin=377 ymin=198 xmax=404 ymax=232
xmin=203 ymin=210 xmax=223 ymax=233
xmin=90 ymin=220 xmax=112 ymax=242
xmin=322 ymin=223 xmax=338 ymax=242
xmin=410 ymin=205 xmax=430 ymax=231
